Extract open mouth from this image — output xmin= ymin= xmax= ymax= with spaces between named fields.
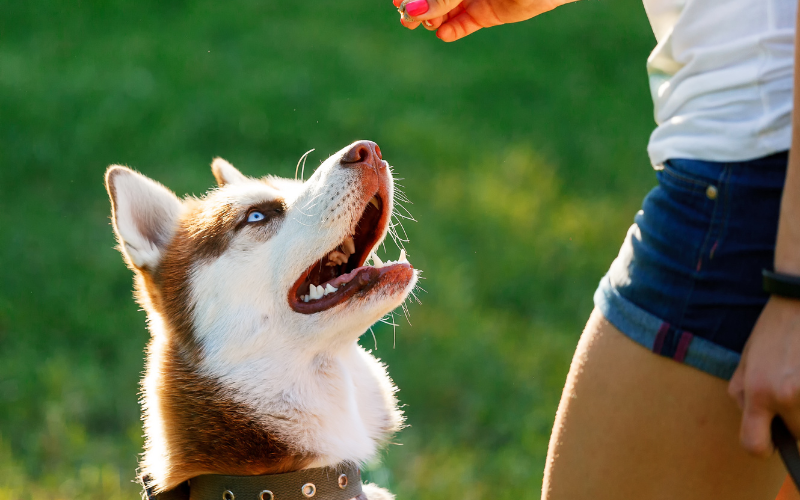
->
xmin=288 ymin=194 xmax=413 ymax=314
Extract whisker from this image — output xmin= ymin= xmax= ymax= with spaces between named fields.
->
xmin=369 ymin=326 xmax=378 ymax=351
xmin=391 ymin=215 xmax=411 ymax=243
xmin=290 ymin=217 xmax=318 ymax=227
xmin=392 ymin=210 xmax=416 ymax=222
xmin=387 ymin=222 xmax=409 ymax=244
xmin=295 ymin=149 xmax=315 ymax=181
xmin=294 ymin=205 xmax=321 ymax=218
xmin=386 ymin=227 xmax=407 ymax=248
xmin=393 ymin=201 xmax=416 ymax=219
xmin=301 ymin=192 xmax=325 ymax=210
xmin=380 ymin=314 xmax=399 ymax=327
xmin=401 ymin=302 xmax=412 ymax=325
xmin=392 ymin=311 xmax=397 ymax=348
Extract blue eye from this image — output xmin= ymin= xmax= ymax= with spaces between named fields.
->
xmin=247 ymin=211 xmax=265 ymax=222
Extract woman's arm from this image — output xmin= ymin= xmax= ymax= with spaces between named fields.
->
xmin=728 ymin=1 xmax=800 ymax=457
xmin=394 ymin=0 xmax=577 ymax=41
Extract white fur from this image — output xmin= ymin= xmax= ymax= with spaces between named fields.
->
xmin=140 ymin=312 xmax=176 ymax=485
xmin=212 ymin=157 xmax=249 ymax=186
xmin=362 ymin=484 xmax=396 ymax=500
xmin=189 ymin=151 xmax=414 ymax=467
xmin=106 ymin=166 xmax=183 ymax=270
xmin=110 ymin=144 xmax=417 ymax=498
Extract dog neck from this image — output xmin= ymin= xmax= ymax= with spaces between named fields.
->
xmin=139 ymin=309 xmax=402 ymax=494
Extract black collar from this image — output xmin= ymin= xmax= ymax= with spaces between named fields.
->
xmin=144 ymin=464 xmax=363 ymax=500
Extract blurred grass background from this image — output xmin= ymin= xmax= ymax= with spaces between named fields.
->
xmin=0 ymin=0 xmax=657 ymax=498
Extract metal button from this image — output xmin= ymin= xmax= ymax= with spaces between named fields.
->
xmin=223 ymin=491 xmax=235 ymax=500
xmin=259 ymin=491 xmax=274 ymax=500
xmin=301 ymin=483 xmax=316 ymax=498
xmin=706 ymin=185 xmax=718 ymax=200
xmin=338 ymin=474 xmax=348 ymax=489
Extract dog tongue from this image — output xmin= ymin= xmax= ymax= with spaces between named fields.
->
xmin=324 ymin=266 xmax=369 ymax=289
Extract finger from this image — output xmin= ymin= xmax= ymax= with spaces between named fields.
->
xmin=422 ymin=16 xmax=443 ymax=30
xmin=781 ymin=411 xmax=800 ymax=445
xmin=729 ymin=366 xmax=745 ymax=411
xmin=741 ymin=403 xmax=776 ymax=457
xmin=436 ymin=10 xmax=484 ymax=42
xmin=400 ymin=0 xmax=462 ymax=21
xmin=400 ymin=15 xmax=421 ymax=29
xmin=775 ymin=381 xmax=800 ymax=440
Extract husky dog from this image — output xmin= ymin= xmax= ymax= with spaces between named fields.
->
xmin=105 ymin=141 xmax=418 ymax=499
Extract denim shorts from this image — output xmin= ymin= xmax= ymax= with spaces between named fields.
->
xmin=594 ymin=152 xmax=788 ymax=380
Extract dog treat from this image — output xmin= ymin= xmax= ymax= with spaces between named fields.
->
xmin=398 ymin=0 xmax=415 ymax=23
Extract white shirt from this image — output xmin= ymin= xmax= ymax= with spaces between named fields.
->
xmin=643 ymin=0 xmax=796 ymax=166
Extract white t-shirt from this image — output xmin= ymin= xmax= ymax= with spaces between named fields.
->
xmin=643 ymin=0 xmax=796 ymax=166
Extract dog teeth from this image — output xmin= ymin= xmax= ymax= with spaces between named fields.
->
xmin=369 ymin=196 xmax=380 ymax=209
xmin=303 ymin=283 xmax=339 ymax=303
xmin=368 ymin=249 xmax=409 ymax=269
xmin=328 ymin=250 xmax=348 ymax=265
xmin=343 ymin=236 xmax=355 ymax=256
xmin=308 ymin=284 xmax=324 ymax=300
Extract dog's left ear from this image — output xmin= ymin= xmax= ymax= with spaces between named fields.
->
xmin=211 ymin=158 xmax=248 ymax=186
xmin=105 ymin=166 xmax=183 ymax=272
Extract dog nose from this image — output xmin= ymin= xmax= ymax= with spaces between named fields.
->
xmin=340 ymin=140 xmax=382 ymax=166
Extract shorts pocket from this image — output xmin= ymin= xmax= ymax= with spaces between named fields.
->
xmin=657 ymin=160 xmax=712 ymax=196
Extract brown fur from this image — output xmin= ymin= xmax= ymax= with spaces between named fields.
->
xmin=108 ymin=156 xmax=405 ymax=496
xmin=131 ymin=194 xmax=308 ymax=491
xmin=146 ymin=336 xmax=313 ymax=487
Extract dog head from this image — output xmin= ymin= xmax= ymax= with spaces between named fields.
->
xmin=106 ymin=141 xmax=418 ymax=491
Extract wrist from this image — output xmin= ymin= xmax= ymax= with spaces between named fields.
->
xmin=765 ymin=294 xmax=800 ymax=321
xmin=763 ymin=269 xmax=800 ymax=300
xmin=774 ymin=191 xmax=800 ymax=274
xmin=774 ymin=253 xmax=800 ymax=276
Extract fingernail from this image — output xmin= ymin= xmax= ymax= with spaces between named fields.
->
xmin=423 ymin=20 xmax=433 ymax=27
xmin=405 ymin=0 xmax=428 ymax=17
xmin=393 ymin=0 xmax=402 ymax=6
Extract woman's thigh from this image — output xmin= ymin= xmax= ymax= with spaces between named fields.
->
xmin=542 ymin=308 xmax=787 ymax=500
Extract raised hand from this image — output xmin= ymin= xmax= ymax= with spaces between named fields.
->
xmin=394 ymin=0 xmax=576 ymax=42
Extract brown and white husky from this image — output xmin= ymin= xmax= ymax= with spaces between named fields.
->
xmin=105 ymin=141 xmax=418 ymax=499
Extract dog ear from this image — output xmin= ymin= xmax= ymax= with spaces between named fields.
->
xmin=211 ymin=158 xmax=248 ymax=186
xmin=105 ymin=166 xmax=182 ymax=272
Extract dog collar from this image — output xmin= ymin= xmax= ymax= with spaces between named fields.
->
xmin=143 ymin=464 xmax=364 ymax=500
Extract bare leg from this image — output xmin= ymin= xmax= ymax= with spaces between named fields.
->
xmin=542 ymin=308 xmax=787 ymax=500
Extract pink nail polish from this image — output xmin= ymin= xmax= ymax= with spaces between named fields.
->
xmin=405 ymin=0 xmax=429 ymax=17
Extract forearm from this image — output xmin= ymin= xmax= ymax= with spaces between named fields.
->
xmin=775 ymin=2 xmax=800 ymax=275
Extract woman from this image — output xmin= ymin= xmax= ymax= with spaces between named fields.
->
xmin=396 ymin=0 xmax=800 ymax=498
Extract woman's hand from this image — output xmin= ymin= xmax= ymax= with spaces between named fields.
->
xmin=394 ymin=0 xmax=576 ymax=42
xmin=729 ymin=296 xmax=800 ymax=456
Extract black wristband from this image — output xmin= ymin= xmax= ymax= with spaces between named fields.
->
xmin=762 ymin=269 xmax=800 ymax=299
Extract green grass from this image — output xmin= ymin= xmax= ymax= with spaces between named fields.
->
xmin=0 ymin=1 xmax=657 ymax=498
